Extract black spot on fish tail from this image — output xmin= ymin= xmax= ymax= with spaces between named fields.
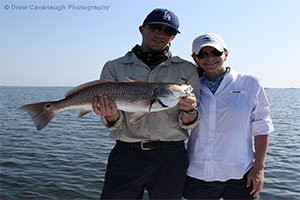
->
xmin=20 ymin=101 xmax=58 ymax=130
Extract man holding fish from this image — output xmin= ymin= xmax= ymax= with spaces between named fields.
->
xmin=93 ymin=8 xmax=200 ymax=199
xmin=19 ymin=7 xmax=199 ymax=199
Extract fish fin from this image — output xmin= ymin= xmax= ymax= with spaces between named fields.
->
xmin=19 ymin=101 xmax=58 ymax=130
xmin=157 ymin=98 xmax=169 ymax=108
xmin=78 ymin=108 xmax=93 ymax=118
xmin=129 ymin=112 xmax=149 ymax=124
xmin=154 ymin=87 xmax=172 ymax=108
xmin=157 ymin=96 xmax=177 ymax=108
xmin=129 ymin=100 xmax=154 ymax=123
xmin=65 ymin=80 xmax=116 ymax=98
xmin=123 ymin=77 xmax=143 ymax=82
xmin=148 ymin=99 xmax=156 ymax=112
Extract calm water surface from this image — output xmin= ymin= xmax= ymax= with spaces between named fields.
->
xmin=0 ymin=87 xmax=299 ymax=199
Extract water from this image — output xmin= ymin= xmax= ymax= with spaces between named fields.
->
xmin=0 ymin=87 xmax=299 ymax=199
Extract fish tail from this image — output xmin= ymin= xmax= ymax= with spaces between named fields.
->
xmin=19 ymin=101 xmax=58 ymax=130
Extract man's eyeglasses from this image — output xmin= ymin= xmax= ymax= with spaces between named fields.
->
xmin=148 ymin=24 xmax=178 ymax=36
xmin=196 ymin=49 xmax=223 ymax=59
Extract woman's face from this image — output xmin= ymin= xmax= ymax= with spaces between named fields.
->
xmin=193 ymin=46 xmax=228 ymax=80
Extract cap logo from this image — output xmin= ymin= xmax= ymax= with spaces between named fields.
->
xmin=163 ymin=11 xmax=171 ymax=21
xmin=203 ymin=36 xmax=211 ymax=42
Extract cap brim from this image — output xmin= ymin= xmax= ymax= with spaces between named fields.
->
xmin=193 ymin=43 xmax=224 ymax=54
xmin=143 ymin=22 xmax=180 ymax=34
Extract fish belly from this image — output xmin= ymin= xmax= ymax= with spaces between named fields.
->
xmin=115 ymin=100 xmax=149 ymax=113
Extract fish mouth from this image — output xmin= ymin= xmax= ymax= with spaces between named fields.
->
xmin=184 ymin=86 xmax=193 ymax=94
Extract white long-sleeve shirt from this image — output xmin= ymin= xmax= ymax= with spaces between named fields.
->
xmin=187 ymin=69 xmax=274 ymax=182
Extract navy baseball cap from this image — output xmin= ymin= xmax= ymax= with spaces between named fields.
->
xmin=143 ymin=8 xmax=180 ymax=33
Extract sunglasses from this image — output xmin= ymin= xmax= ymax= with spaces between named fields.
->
xmin=196 ymin=49 xmax=223 ymax=59
xmin=148 ymin=24 xmax=178 ymax=36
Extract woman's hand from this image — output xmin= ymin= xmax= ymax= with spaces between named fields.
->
xmin=247 ymin=167 xmax=264 ymax=198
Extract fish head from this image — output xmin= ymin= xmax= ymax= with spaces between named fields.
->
xmin=168 ymin=83 xmax=193 ymax=97
xmin=155 ymin=83 xmax=193 ymax=108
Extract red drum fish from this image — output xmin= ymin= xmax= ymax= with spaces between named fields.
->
xmin=20 ymin=78 xmax=193 ymax=130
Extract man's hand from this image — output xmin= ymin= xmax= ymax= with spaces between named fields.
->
xmin=177 ymin=93 xmax=198 ymax=124
xmin=92 ymin=94 xmax=119 ymax=123
xmin=177 ymin=93 xmax=197 ymax=111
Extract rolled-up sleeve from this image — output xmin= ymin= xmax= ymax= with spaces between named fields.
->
xmin=101 ymin=111 xmax=124 ymax=131
xmin=250 ymin=80 xmax=274 ymax=136
xmin=178 ymin=110 xmax=201 ymax=129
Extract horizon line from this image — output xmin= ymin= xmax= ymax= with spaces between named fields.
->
xmin=0 ymin=85 xmax=299 ymax=89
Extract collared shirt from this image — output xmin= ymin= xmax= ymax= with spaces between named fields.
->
xmin=203 ymin=67 xmax=230 ymax=94
xmin=100 ymin=49 xmax=200 ymax=142
xmin=187 ymin=69 xmax=274 ymax=182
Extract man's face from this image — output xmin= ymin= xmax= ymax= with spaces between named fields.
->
xmin=139 ymin=24 xmax=176 ymax=52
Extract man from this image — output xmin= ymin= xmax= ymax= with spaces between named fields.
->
xmin=92 ymin=8 xmax=200 ymax=199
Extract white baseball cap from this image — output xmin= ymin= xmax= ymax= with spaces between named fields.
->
xmin=192 ymin=33 xmax=227 ymax=55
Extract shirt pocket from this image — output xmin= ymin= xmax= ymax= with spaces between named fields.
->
xmin=230 ymin=90 xmax=248 ymax=109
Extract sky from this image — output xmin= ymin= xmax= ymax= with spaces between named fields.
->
xmin=1 ymin=0 xmax=299 ymax=88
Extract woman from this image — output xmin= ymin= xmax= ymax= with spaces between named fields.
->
xmin=183 ymin=33 xmax=274 ymax=199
